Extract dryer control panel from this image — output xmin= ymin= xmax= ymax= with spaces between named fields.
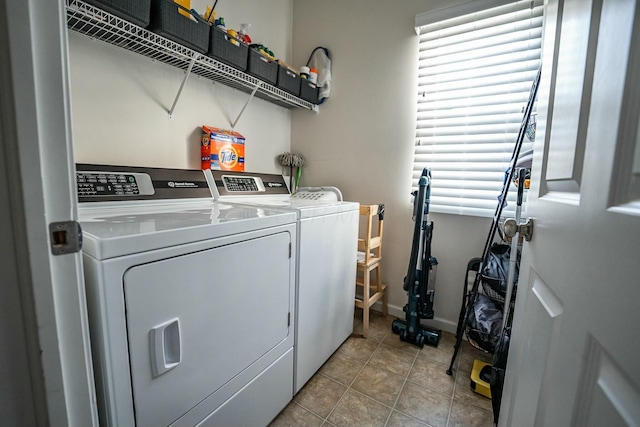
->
xmin=77 ymin=171 xmax=155 ymax=197
xmin=76 ymin=164 xmax=211 ymax=203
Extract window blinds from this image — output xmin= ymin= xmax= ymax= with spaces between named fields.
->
xmin=414 ymin=0 xmax=543 ymax=217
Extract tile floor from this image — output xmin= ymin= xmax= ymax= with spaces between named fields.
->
xmin=269 ymin=310 xmax=495 ymax=427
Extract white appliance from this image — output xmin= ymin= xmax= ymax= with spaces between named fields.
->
xmin=76 ymin=164 xmax=297 ymax=427
xmin=205 ymin=170 xmax=359 ymax=393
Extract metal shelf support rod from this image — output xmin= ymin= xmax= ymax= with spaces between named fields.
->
xmin=168 ymin=53 xmax=198 ymax=119
xmin=231 ymin=82 xmax=261 ymax=130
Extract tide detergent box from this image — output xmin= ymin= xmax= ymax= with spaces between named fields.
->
xmin=201 ymin=125 xmax=245 ymax=171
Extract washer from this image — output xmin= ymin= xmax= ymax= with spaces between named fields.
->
xmin=76 ymin=164 xmax=297 ymax=427
xmin=206 ymin=170 xmax=359 ymax=393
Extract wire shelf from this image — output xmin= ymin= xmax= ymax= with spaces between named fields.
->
xmin=65 ymin=0 xmax=315 ymax=111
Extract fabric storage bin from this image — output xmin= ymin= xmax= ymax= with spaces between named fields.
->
xmin=277 ymin=65 xmax=300 ymax=96
xmin=207 ymin=27 xmax=248 ymax=71
xmin=246 ymin=49 xmax=278 ymax=85
xmin=84 ymin=0 xmax=151 ymax=27
xmin=300 ymin=80 xmax=319 ymax=104
xmin=149 ymin=0 xmax=210 ymax=53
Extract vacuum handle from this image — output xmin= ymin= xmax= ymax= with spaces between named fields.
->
xmin=517 ymin=168 xmax=526 ymax=205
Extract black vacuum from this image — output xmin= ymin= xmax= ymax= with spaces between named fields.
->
xmin=392 ymin=168 xmax=441 ymax=348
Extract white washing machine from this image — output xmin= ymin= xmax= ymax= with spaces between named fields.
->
xmin=205 ymin=170 xmax=359 ymax=393
xmin=76 ymin=164 xmax=297 ymax=427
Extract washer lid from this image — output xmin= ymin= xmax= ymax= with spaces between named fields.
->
xmin=228 ymin=199 xmax=359 ymax=218
xmin=283 ymin=200 xmax=359 ymax=218
xmin=205 ymin=170 xmax=358 ymax=218
xmin=79 ymin=201 xmax=296 ymax=260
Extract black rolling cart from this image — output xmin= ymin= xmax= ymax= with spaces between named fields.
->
xmin=445 ymin=68 xmax=541 ymax=423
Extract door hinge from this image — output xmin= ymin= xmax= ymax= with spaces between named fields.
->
xmin=49 ymin=221 xmax=83 ymax=255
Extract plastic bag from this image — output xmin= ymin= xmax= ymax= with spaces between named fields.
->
xmin=481 ymin=243 xmax=520 ymax=297
xmin=467 ymin=294 xmax=503 ymax=352
xmin=306 ymin=47 xmax=331 ymax=103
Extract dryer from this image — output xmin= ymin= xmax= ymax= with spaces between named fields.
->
xmin=205 ymin=170 xmax=359 ymax=393
xmin=76 ymin=164 xmax=297 ymax=427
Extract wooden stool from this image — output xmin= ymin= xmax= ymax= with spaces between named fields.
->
xmin=355 ymin=204 xmax=388 ymax=337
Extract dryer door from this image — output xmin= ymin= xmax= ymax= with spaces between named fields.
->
xmin=123 ymin=231 xmax=293 ymax=427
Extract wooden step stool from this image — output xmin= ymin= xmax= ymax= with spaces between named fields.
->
xmin=355 ymin=204 xmax=388 ymax=337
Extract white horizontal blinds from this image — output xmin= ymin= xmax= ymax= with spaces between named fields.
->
xmin=414 ymin=0 xmax=543 ymax=217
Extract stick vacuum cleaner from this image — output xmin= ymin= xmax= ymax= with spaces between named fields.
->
xmin=392 ymin=168 xmax=441 ymax=348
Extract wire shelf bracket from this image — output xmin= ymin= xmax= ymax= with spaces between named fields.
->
xmin=168 ymin=53 xmax=197 ymax=119
xmin=231 ymin=82 xmax=261 ymax=130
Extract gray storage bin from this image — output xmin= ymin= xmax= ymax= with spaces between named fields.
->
xmin=247 ymin=49 xmax=278 ymax=85
xmin=84 ymin=0 xmax=151 ymax=28
xmin=300 ymin=79 xmax=319 ymax=104
xmin=276 ymin=65 xmax=300 ymax=96
xmin=208 ymin=27 xmax=248 ymax=70
xmin=149 ymin=0 xmax=210 ymax=53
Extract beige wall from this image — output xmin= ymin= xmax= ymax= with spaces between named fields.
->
xmin=291 ymin=1 xmax=492 ymax=332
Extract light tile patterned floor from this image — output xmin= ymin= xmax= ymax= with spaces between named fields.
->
xmin=269 ymin=311 xmax=495 ymax=427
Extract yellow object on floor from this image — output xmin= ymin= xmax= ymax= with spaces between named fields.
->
xmin=470 ymin=359 xmax=492 ymax=399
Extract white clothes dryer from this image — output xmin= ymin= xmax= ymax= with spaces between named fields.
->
xmin=76 ymin=164 xmax=297 ymax=427
xmin=205 ymin=170 xmax=359 ymax=393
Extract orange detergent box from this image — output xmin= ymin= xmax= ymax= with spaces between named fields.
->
xmin=201 ymin=125 xmax=245 ymax=171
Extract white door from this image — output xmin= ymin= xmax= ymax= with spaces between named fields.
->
xmin=499 ymin=0 xmax=640 ymax=425
xmin=1 ymin=1 xmax=98 ymax=426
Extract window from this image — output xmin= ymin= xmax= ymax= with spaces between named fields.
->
xmin=413 ymin=0 xmax=543 ymax=217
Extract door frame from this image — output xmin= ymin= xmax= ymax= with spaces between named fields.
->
xmin=0 ymin=0 xmax=97 ymax=425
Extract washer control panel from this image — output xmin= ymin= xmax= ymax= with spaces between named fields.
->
xmin=207 ymin=170 xmax=290 ymax=198
xmin=292 ymin=190 xmax=337 ymax=201
xmin=221 ymin=175 xmax=266 ymax=193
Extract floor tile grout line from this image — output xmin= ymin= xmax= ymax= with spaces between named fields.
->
xmin=446 ymin=362 xmax=458 ymax=427
xmin=368 ymin=317 xmax=454 ymax=427
xmin=341 ymin=354 xmax=453 ymax=422
xmin=294 ymin=364 xmax=448 ymax=426
xmin=358 ymin=326 xmax=429 ymax=427
xmin=287 ymin=400 xmax=328 ymax=424
xmin=289 ymin=399 xmax=334 ymax=425
xmin=322 ymin=329 xmax=386 ymax=425
xmin=293 ymin=348 xmax=370 ymax=424
xmin=345 ymin=386 xmax=444 ymax=427
xmin=448 ymin=341 xmax=469 ymax=427
xmin=347 ymin=328 xmax=444 ymax=420
xmin=382 ymin=337 xmax=422 ymax=427
xmin=447 ymin=345 xmax=496 ymax=426
xmin=330 ymin=316 xmax=476 ymax=427
xmin=342 ymin=325 xmax=430 ymax=426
